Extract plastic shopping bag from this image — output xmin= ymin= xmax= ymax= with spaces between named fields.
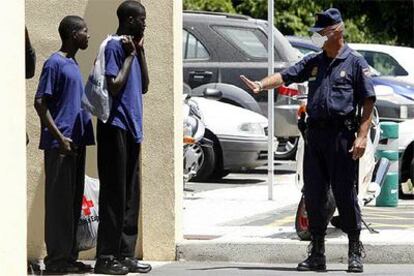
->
xmin=82 ymin=35 xmax=121 ymax=122
xmin=77 ymin=175 xmax=100 ymax=251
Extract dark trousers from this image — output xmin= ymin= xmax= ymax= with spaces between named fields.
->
xmin=96 ymin=120 xmax=140 ymax=258
xmin=44 ymin=147 xmax=86 ymax=267
xmin=303 ymin=127 xmax=361 ymax=237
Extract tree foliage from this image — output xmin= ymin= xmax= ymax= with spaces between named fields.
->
xmin=184 ymin=0 xmax=413 ymax=47
xmin=183 ymin=0 xmax=236 ymax=13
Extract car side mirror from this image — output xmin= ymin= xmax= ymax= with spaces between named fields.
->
xmin=203 ymin=88 xmax=222 ymax=100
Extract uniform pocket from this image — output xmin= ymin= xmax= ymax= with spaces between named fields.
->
xmin=330 ymin=79 xmax=354 ymax=115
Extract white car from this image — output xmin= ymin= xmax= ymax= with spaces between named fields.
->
xmin=192 ymin=97 xmax=269 ymax=179
xmin=348 ymin=43 xmax=414 ymax=83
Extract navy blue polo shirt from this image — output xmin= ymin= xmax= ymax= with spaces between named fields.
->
xmin=35 ymin=53 xmax=95 ymax=150
xmin=104 ymin=39 xmax=143 ymax=143
xmin=281 ymin=44 xmax=376 ymax=120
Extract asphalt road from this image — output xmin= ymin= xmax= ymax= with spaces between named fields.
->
xmin=185 ymin=160 xmax=296 ymax=193
xmin=150 ymin=262 xmax=414 ymax=276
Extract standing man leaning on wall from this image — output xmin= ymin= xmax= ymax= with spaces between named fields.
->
xmin=34 ymin=16 xmax=95 ymax=274
xmin=94 ymin=1 xmax=151 ymax=275
xmin=241 ymin=8 xmax=375 ymax=273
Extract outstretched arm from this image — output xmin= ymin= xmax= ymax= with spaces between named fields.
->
xmin=240 ymin=73 xmax=285 ymax=94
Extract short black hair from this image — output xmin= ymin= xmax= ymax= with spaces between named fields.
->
xmin=117 ymin=0 xmax=146 ymax=23
xmin=58 ymin=15 xmax=85 ymax=40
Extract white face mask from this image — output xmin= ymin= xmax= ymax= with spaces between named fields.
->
xmin=310 ymin=32 xmax=328 ymax=49
xmin=310 ymin=23 xmax=343 ymax=49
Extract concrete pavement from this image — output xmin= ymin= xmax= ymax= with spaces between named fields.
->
xmin=181 ymin=170 xmax=414 ymax=264
xmin=149 ymin=262 xmax=414 ymax=275
xmin=28 ymin=261 xmax=414 ymax=275
xmin=28 ymin=165 xmax=414 ymax=275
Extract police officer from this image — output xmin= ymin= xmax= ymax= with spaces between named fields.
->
xmin=241 ymin=8 xmax=375 ymax=273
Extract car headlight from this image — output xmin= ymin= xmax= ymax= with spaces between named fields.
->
xmin=400 ymin=105 xmax=408 ymax=119
xmin=239 ymin=123 xmax=265 ymax=135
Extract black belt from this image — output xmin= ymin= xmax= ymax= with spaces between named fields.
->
xmin=307 ymin=117 xmax=359 ymax=131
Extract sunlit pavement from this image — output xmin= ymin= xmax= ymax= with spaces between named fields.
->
xmin=182 ymin=161 xmax=414 ymax=264
xmin=28 ymin=261 xmax=414 ymax=275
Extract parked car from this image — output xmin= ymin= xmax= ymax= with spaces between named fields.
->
xmin=185 ymin=84 xmax=269 ymax=180
xmin=287 ymin=36 xmax=414 ymax=122
xmin=183 ymin=11 xmax=305 ymax=160
xmin=348 ymin=43 xmax=414 ymax=83
xmin=367 ymin=74 xmax=414 ymax=101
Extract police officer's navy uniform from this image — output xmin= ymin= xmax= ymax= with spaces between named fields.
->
xmin=281 ymin=44 xmax=375 ymax=240
xmin=281 ymin=44 xmax=376 ymax=238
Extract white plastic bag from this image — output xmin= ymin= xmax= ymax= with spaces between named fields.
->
xmin=82 ymin=35 xmax=121 ymax=122
xmin=77 ymin=175 xmax=100 ymax=251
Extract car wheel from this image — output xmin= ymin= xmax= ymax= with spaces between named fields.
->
xmin=203 ymin=130 xmax=230 ymax=181
xmin=274 ymin=136 xmax=299 ymax=160
xmin=183 ymin=143 xmax=204 ymax=182
xmin=211 ymin=169 xmax=230 ymax=180
xmin=191 ymin=140 xmax=216 ymax=182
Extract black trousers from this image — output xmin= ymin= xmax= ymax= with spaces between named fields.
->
xmin=44 ymin=147 xmax=86 ymax=267
xmin=96 ymin=120 xmax=140 ymax=258
xmin=303 ymin=127 xmax=361 ymax=237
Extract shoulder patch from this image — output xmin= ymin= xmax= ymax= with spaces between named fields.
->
xmin=362 ymin=67 xmax=371 ymax=77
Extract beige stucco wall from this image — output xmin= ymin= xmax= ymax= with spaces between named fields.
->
xmin=141 ymin=0 xmax=183 ymax=260
xmin=0 ymin=1 xmax=27 ymax=275
xmin=26 ymin=0 xmax=182 ymax=261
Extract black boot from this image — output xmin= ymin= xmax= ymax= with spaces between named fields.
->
xmin=94 ymin=256 xmax=129 ymax=275
xmin=297 ymin=236 xmax=326 ymax=271
xmin=348 ymin=240 xmax=365 ymax=273
xmin=120 ymin=257 xmax=152 ymax=273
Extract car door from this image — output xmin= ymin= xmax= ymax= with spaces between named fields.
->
xmin=183 ymin=28 xmax=218 ymax=88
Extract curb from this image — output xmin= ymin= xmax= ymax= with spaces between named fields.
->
xmin=177 ymin=240 xmax=414 ymax=264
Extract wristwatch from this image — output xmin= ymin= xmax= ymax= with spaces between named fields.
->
xmin=254 ymin=81 xmax=263 ymax=91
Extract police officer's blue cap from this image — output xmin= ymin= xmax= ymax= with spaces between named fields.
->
xmin=309 ymin=8 xmax=343 ymax=32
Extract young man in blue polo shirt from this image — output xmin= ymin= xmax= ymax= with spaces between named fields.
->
xmin=34 ymin=16 xmax=94 ymax=274
xmin=94 ymin=1 xmax=151 ymax=275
